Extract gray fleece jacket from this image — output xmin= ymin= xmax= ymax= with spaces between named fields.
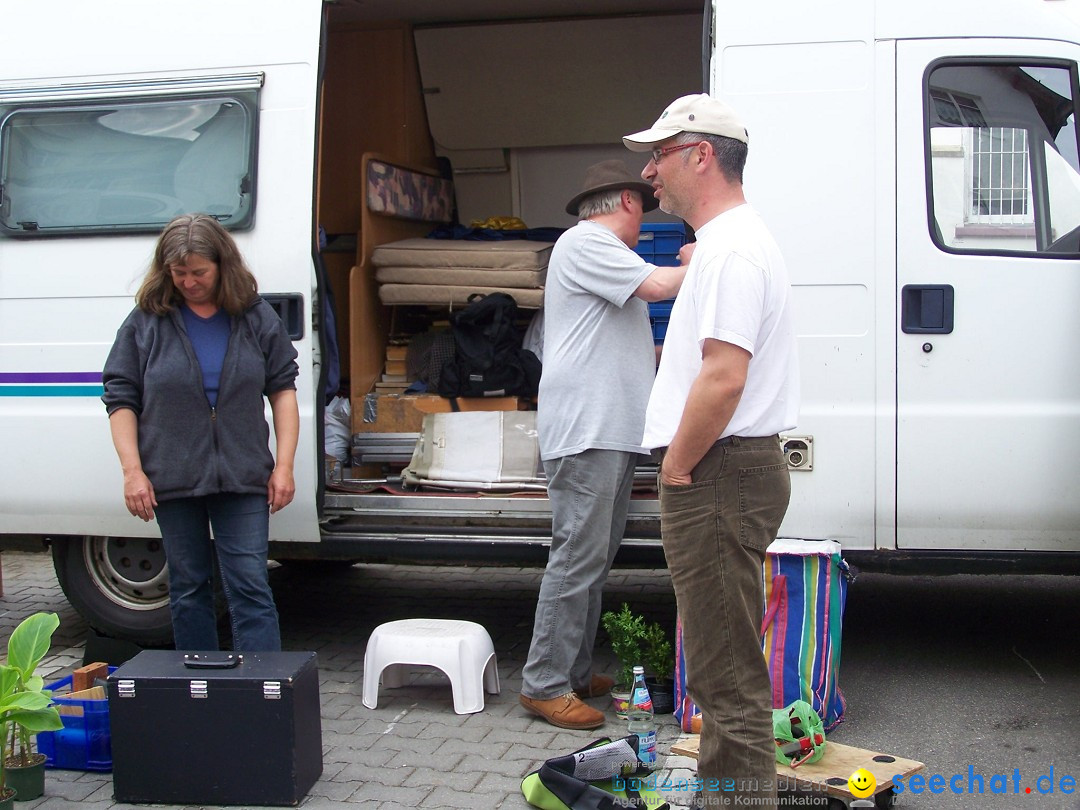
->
xmin=102 ymin=298 xmax=299 ymax=502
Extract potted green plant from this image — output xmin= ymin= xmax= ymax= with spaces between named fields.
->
xmin=600 ymin=602 xmax=646 ymax=719
xmin=2 ymin=612 xmax=63 ymax=802
xmin=641 ymin=620 xmax=675 ymax=715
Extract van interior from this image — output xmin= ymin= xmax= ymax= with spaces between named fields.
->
xmin=315 ymin=0 xmax=704 ymax=490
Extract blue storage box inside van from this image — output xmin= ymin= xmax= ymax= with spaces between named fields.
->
xmin=648 ymin=298 xmax=676 ymax=345
xmin=633 ymin=223 xmax=686 ymax=266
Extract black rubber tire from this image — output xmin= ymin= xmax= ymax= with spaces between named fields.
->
xmin=51 ymin=536 xmax=175 ymax=646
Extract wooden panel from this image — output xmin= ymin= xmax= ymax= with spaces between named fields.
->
xmin=318 ymin=22 xmax=437 ymax=234
xmin=670 ymin=736 xmax=924 ymax=801
xmin=353 ymin=394 xmax=528 ymax=434
xmin=415 ymin=14 xmax=701 ymax=150
xmin=319 ymin=21 xmax=439 ymax=410
xmin=349 ymin=154 xmax=441 ymax=404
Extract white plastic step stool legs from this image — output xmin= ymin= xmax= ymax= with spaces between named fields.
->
xmin=362 ymin=618 xmax=500 ymax=714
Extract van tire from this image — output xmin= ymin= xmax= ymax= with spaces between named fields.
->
xmin=51 ymin=536 xmax=175 ymax=646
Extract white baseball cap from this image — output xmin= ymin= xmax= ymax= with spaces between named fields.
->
xmin=623 ymin=93 xmax=749 ymax=149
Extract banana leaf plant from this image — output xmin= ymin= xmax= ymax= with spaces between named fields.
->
xmin=0 ymin=664 xmax=58 ymax=796
xmin=2 ymin=612 xmax=63 ymax=777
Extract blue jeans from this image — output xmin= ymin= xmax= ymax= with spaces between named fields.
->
xmin=155 ymin=493 xmax=281 ymax=652
xmin=521 ymin=448 xmax=639 ymax=699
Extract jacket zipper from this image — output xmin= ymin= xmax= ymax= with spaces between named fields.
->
xmin=209 ymin=405 xmax=221 ymax=489
xmin=176 ymin=307 xmax=232 ymax=492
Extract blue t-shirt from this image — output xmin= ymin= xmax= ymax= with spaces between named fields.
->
xmin=180 ymin=305 xmax=231 ymax=407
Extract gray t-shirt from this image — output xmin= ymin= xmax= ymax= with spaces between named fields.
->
xmin=537 ymin=220 xmax=657 ymax=460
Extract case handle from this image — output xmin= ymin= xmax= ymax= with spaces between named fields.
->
xmin=183 ymin=653 xmax=243 ymax=669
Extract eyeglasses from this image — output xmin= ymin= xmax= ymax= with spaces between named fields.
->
xmin=650 ymin=141 xmax=706 ymax=163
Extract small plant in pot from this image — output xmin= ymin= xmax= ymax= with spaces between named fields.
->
xmin=641 ymin=620 xmax=676 ymax=715
xmin=1 ymin=612 xmax=63 ymax=803
xmin=600 ymin=603 xmax=646 ymax=719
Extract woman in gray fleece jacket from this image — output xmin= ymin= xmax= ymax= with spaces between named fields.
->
xmin=102 ymin=214 xmax=299 ymax=652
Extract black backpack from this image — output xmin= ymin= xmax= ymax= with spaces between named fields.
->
xmin=437 ymin=293 xmax=541 ymax=398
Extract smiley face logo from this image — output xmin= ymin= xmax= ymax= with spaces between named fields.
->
xmin=848 ymin=768 xmax=876 ymax=798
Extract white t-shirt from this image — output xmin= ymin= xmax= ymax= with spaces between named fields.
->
xmin=538 ymin=220 xmax=657 ymax=460
xmin=641 ymin=204 xmax=799 ymax=450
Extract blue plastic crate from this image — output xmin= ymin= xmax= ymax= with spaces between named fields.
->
xmin=649 ymin=297 xmax=676 ymax=344
xmin=37 ymin=670 xmax=115 ymax=772
xmin=634 ymin=223 xmax=687 ymax=266
xmin=648 ymin=299 xmax=675 ymax=319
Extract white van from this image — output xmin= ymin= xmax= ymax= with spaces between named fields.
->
xmin=2 ymin=0 xmax=1078 ymax=643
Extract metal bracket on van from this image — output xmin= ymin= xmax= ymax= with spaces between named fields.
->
xmin=781 ymin=435 xmax=813 ymax=471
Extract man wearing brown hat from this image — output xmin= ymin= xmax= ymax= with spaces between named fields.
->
xmin=624 ymin=95 xmax=800 ymax=806
xmin=519 ymin=159 xmax=688 ymax=729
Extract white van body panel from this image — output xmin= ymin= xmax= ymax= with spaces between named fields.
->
xmin=712 ymin=0 xmax=1080 ymax=553
xmin=0 ymin=0 xmax=323 ymax=541
xmin=713 ymin=1 xmax=882 ymax=549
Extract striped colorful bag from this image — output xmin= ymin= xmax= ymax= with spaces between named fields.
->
xmin=672 ymin=614 xmax=699 ymax=732
xmin=761 ymin=538 xmax=851 ymax=731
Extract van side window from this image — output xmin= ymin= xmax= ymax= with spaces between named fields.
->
xmin=0 ymin=93 xmax=257 ymax=236
xmin=927 ymin=61 xmax=1080 ymax=256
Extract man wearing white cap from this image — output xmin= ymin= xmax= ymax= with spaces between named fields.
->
xmin=519 ymin=160 xmax=689 ymax=730
xmin=624 ymin=95 xmax=800 ymax=806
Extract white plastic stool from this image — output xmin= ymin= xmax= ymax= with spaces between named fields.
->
xmin=362 ymin=618 xmax=500 ymax=714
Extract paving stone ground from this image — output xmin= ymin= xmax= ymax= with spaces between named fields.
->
xmin=10 ymin=549 xmax=1078 ymax=809
xmin=0 ymin=550 xmax=697 ymax=810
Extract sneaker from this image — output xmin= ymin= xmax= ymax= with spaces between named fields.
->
xmin=571 ymin=673 xmax=615 ymax=699
xmin=519 ymin=692 xmax=606 ymax=729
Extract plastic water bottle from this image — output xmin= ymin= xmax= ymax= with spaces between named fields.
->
xmin=627 ymin=665 xmax=657 ymax=769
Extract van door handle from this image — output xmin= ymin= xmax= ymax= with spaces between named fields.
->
xmin=262 ymin=293 xmax=304 ymax=340
xmin=901 ymin=284 xmax=954 ymax=334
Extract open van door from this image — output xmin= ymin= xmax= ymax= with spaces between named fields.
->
xmin=895 ymin=39 xmax=1080 ymax=553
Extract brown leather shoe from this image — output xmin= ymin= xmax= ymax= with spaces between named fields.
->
xmin=519 ymin=692 xmax=605 ymax=729
xmin=571 ymin=673 xmax=615 ymax=699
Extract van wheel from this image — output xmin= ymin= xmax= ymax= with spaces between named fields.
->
xmin=51 ymin=536 xmax=175 ymax=646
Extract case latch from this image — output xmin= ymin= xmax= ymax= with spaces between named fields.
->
xmin=189 ymin=679 xmax=209 ymax=699
xmin=117 ymin=679 xmax=136 ymax=698
xmin=263 ymin=681 xmax=282 ymax=700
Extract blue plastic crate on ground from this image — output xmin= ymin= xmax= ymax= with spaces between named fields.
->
xmin=633 ymin=222 xmax=687 ymax=266
xmin=37 ymin=670 xmax=115 ymax=772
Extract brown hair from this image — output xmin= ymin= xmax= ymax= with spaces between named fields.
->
xmin=135 ymin=214 xmax=259 ymax=316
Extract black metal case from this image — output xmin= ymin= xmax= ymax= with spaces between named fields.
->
xmin=108 ymin=650 xmax=323 ymax=806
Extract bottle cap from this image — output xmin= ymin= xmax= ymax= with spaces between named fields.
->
xmin=633 ymin=665 xmax=644 ymax=675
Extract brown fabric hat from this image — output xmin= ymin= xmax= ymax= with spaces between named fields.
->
xmin=565 ymin=159 xmax=660 ymax=216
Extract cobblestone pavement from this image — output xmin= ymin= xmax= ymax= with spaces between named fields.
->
xmin=0 ymin=550 xmax=693 ymax=810
xmin=4 ymin=549 xmax=1079 ymax=809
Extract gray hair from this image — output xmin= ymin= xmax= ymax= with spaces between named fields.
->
xmin=676 ymin=131 xmax=747 ymax=184
xmin=577 ymin=188 xmax=641 ymax=220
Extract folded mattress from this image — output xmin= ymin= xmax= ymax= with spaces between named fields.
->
xmin=375 ymin=265 xmax=545 ymax=288
xmin=377 ymin=284 xmax=545 ymax=309
xmin=371 ymin=238 xmax=554 ymax=270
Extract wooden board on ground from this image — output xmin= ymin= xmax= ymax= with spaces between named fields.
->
xmin=670 ymin=735 xmax=924 ymax=802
